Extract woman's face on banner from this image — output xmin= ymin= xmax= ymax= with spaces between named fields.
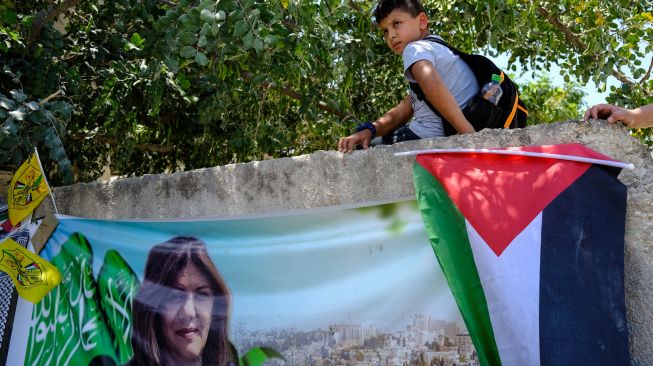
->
xmin=160 ymin=263 xmax=214 ymax=363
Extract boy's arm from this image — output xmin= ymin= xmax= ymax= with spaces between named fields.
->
xmin=634 ymin=103 xmax=653 ymax=128
xmin=338 ymin=96 xmax=413 ymax=153
xmin=410 ymin=60 xmax=475 ymax=134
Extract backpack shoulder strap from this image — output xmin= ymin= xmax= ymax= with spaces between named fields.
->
xmin=422 ymin=36 xmax=469 ymax=58
xmin=408 ymin=81 xmax=458 ymax=136
xmin=409 ymin=36 xmax=476 ymax=136
xmin=408 ymin=37 xmax=450 ymax=127
xmin=409 ymin=36 xmax=470 ymax=101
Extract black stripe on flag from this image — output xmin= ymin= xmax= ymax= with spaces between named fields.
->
xmin=540 ymin=164 xmax=629 ymax=365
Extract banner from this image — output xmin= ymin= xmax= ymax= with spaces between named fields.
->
xmin=0 ymin=224 xmax=29 ymax=361
xmin=5 ymin=200 xmax=476 ymax=366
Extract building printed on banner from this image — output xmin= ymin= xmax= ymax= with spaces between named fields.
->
xmin=233 ymin=314 xmax=478 ymax=366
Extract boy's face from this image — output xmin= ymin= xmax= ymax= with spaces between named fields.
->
xmin=379 ymin=9 xmax=428 ymax=55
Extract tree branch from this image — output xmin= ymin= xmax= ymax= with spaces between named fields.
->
xmin=130 ymin=141 xmax=174 ymax=154
xmin=640 ymin=57 xmax=653 ymax=84
xmin=536 ymin=7 xmax=586 ymax=52
xmin=239 ymin=71 xmax=350 ymax=120
xmin=281 ymin=19 xmax=299 ymax=29
xmin=38 ymin=89 xmax=63 ymax=106
xmin=536 ymin=6 xmax=633 ymax=85
xmin=73 ymin=134 xmax=174 ymax=154
xmin=348 ymin=0 xmax=362 ymax=12
xmin=29 ymin=0 xmax=83 ymax=43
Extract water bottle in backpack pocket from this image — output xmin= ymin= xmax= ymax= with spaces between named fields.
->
xmin=481 ymin=74 xmax=503 ymax=105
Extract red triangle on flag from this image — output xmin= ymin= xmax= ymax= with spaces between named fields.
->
xmin=416 ymin=144 xmax=616 ymax=256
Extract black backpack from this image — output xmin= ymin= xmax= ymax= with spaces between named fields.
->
xmin=409 ymin=36 xmax=528 ymax=136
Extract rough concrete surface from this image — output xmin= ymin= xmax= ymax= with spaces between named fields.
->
xmin=38 ymin=120 xmax=652 ymax=364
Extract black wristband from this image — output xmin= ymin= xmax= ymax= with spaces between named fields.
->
xmin=355 ymin=122 xmax=377 ymax=139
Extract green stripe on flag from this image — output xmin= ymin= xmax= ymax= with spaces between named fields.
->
xmin=413 ymin=163 xmax=501 ymax=366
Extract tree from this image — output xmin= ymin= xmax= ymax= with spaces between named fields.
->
xmin=1 ymin=0 xmax=651 ymax=185
xmin=425 ymin=0 xmax=651 ymax=137
xmin=519 ymin=74 xmax=586 ymax=125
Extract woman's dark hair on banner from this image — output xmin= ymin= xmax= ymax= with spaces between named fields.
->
xmin=125 ymin=236 xmax=234 ymax=366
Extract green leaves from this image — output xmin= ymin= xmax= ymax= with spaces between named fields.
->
xmin=27 ymin=109 xmax=49 ymax=124
xmin=233 ymin=20 xmax=249 ymax=37
xmin=8 ymin=108 xmax=26 ymax=121
xmin=216 ymin=10 xmax=226 ymax=21
xmin=26 ymin=101 xmax=40 ymax=111
xmin=520 ymin=73 xmax=586 ymax=125
xmin=180 ymin=45 xmax=197 ymax=58
xmin=0 ymin=87 xmax=74 ymax=184
xmin=179 ymin=31 xmax=198 ymax=45
xmin=200 ymin=8 xmax=213 ymax=22
xmin=9 ymin=89 xmax=26 ymax=102
xmin=0 ymin=96 xmax=17 ymax=110
xmin=1 ymin=118 xmax=18 ymax=135
xmin=195 ymin=51 xmax=208 ymax=66
xmin=126 ymin=32 xmax=145 ymax=50
xmin=47 ymin=101 xmax=72 ymax=120
xmin=2 ymin=0 xmax=651 ymax=185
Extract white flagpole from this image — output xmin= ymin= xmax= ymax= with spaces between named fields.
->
xmin=33 ymin=147 xmax=59 ymax=214
xmin=394 ymin=148 xmax=635 ymax=170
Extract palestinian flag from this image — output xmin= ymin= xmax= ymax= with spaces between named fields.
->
xmin=411 ymin=144 xmax=630 ymax=365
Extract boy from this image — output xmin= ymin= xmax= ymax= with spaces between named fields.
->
xmin=338 ymin=0 xmax=478 ymax=153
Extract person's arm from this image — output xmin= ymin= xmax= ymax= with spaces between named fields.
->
xmin=584 ymin=103 xmax=653 ymax=129
xmin=337 ymin=96 xmax=413 ymax=153
xmin=409 ymin=60 xmax=475 ymax=134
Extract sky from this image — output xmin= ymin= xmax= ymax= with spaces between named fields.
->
xmin=492 ymin=53 xmax=617 ymax=111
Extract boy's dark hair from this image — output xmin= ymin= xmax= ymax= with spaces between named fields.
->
xmin=373 ymin=0 xmax=427 ymax=23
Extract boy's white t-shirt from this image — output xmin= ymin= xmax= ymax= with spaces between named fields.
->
xmin=402 ymin=36 xmax=478 ymax=138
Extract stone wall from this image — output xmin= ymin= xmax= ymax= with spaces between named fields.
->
xmin=37 ymin=120 xmax=653 ymax=364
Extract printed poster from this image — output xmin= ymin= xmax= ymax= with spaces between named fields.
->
xmin=5 ymin=200 xmax=478 ymax=366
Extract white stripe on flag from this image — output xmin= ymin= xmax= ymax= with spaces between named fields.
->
xmin=466 ymin=214 xmax=543 ymax=366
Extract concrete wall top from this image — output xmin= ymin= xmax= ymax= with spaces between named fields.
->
xmin=37 ymin=120 xmax=653 ymax=364
xmin=42 ymin=120 xmax=653 ymax=219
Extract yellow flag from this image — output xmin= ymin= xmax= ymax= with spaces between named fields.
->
xmin=8 ymin=153 xmax=50 ymax=226
xmin=0 ymin=238 xmax=62 ymax=303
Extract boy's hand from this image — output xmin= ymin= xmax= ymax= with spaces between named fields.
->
xmin=584 ymin=103 xmax=642 ymax=127
xmin=584 ymin=104 xmax=630 ymax=124
xmin=584 ymin=103 xmax=653 ymax=129
xmin=338 ymin=130 xmax=372 ymax=153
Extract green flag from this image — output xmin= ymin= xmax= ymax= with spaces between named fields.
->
xmin=97 ymin=249 xmax=140 ymax=364
xmin=26 ymin=233 xmax=118 ymax=366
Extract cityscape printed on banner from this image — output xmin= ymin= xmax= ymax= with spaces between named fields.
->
xmin=232 ymin=314 xmax=478 ymax=366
